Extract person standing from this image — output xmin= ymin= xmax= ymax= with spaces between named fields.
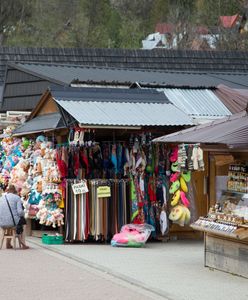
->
xmin=0 ymin=184 xmax=29 ymax=249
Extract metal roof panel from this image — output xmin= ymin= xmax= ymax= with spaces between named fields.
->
xmin=160 ymin=88 xmax=231 ymax=117
xmin=13 ymin=112 xmax=65 ymax=135
xmin=153 ymin=110 xmax=248 ymax=147
xmin=55 ymin=99 xmax=193 ymax=126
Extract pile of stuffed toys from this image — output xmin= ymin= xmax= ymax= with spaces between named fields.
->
xmin=0 ymin=127 xmax=64 ymax=228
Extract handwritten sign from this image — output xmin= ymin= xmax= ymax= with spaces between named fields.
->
xmin=72 ymin=181 xmax=89 ymax=195
xmin=97 ymin=186 xmax=111 ymax=198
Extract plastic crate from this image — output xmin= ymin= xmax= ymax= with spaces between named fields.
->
xmin=42 ymin=234 xmax=64 ymax=245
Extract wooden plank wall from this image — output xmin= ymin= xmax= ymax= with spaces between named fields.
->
xmin=205 ymin=234 xmax=248 ymax=278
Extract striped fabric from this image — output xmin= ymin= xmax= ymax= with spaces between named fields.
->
xmin=65 ymin=179 xmax=131 ymax=242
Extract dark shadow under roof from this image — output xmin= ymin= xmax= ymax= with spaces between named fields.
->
xmin=50 ymin=86 xmax=170 ymax=103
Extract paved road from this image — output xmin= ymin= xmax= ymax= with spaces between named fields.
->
xmin=0 ymin=242 xmax=164 ymax=300
xmin=2 ymin=238 xmax=247 ymax=300
xmin=27 ymin=238 xmax=248 ymax=300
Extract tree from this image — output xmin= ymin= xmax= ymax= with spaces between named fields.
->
xmin=0 ymin=0 xmax=32 ymax=45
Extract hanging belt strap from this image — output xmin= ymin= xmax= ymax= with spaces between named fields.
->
xmin=5 ymin=195 xmax=16 ymax=227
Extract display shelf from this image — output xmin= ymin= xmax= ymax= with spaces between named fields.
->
xmin=190 ymin=223 xmax=248 ymax=240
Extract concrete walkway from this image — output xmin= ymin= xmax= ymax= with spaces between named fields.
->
xmin=27 ymin=237 xmax=248 ymax=300
xmin=0 ymin=241 xmax=162 ymax=300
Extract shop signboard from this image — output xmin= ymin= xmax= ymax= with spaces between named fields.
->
xmin=72 ymin=181 xmax=89 ymax=195
xmin=97 ymin=186 xmax=111 ymax=198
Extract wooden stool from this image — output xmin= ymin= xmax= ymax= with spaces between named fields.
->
xmin=0 ymin=227 xmax=21 ymax=250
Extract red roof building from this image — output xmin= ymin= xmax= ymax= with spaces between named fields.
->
xmin=219 ymin=14 xmax=241 ymax=28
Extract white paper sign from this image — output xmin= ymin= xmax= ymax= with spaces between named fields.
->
xmin=72 ymin=181 xmax=89 ymax=195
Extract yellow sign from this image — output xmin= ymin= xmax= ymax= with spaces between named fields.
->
xmin=97 ymin=186 xmax=111 ymax=198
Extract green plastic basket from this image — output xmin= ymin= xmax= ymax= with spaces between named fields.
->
xmin=42 ymin=234 xmax=64 ymax=245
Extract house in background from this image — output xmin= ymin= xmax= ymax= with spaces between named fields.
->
xmin=142 ymin=22 xmax=219 ymax=50
xmin=219 ymin=14 xmax=241 ymax=29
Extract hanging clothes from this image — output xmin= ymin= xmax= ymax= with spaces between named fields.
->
xmin=65 ymin=179 xmax=89 ymax=242
xmin=65 ymin=178 xmax=131 ymax=242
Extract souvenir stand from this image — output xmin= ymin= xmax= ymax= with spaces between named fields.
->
xmin=1 ymin=86 xmax=196 ymax=244
xmin=0 ymin=126 xmax=65 ymax=237
xmin=48 ymin=129 xmax=206 ymax=242
xmin=151 ymin=141 xmax=208 ymax=239
xmin=2 ymin=123 xmax=204 ymax=243
xmin=153 ymin=112 xmax=248 ymax=278
xmin=58 ymin=128 xmax=171 ymax=243
xmin=191 ymin=151 xmax=248 ymax=278
xmin=0 ymin=124 xmax=177 ymax=242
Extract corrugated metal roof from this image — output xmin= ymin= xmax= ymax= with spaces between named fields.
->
xmin=160 ymin=88 xmax=231 ymax=117
xmin=55 ymin=99 xmax=192 ymax=126
xmin=52 ymin=86 xmax=192 ymax=127
xmin=214 ymin=84 xmax=248 ymax=114
xmin=153 ymin=110 xmax=248 ymax=148
xmin=13 ymin=112 xmax=65 ymax=136
xmin=11 ymin=62 xmax=248 ymax=89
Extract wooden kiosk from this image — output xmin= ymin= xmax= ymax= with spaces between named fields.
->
xmin=154 ymin=111 xmax=248 ymax=278
xmin=191 ymin=151 xmax=248 ymax=278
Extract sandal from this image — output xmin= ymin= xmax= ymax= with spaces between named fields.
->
xmin=171 ymin=162 xmax=180 ymax=173
xmin=181 ymin=171 xmax=191 ymax=182
xmin=169 ymin=180 xmax=180 ymax=194
xmin=180 ymin=191 xmax=190 ymax=207
xmin=170 ymin=172 xmax=179 ymax=182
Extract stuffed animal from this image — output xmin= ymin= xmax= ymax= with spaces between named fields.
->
xmin=169 ymin=205 xmax=191 ymax=227
xmin=20 ymin=182 xmax=31 ymax=199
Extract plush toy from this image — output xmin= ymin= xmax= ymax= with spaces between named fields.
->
xmin=36 ymin=135 xmax=46 ymax=144
xmin=20 ymin=182 xmax=31 ymax=199
xmin=37 ymin=206 xmax=49 ymax=225
xmin=169 ymin=205 xmax=191 ymax=227
xmin=33 ymin=157 xmax=43 ymax=175
xmin=22 ymin=138 xmax=30 ymax=150
xmin=10 ymin=159 xmax=29 ymax=191
xmin=52 ymin=208 xmax=64 ymax=227
xmin=3 ymin=126 xmax=15 ymax=136
xmin=44 ymin=148 xmax=53 ymax=160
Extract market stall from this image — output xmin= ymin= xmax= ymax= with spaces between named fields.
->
xmin=0 ymin=86 xmax=196 ymax=244
xmin=153 ymin=111 xmax=248 ymax=278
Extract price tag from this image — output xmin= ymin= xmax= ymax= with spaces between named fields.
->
xmin=72 ymin=181 xmax=89 ymax=195
xmin=97 ymin=186 xmax=111 ymax=198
